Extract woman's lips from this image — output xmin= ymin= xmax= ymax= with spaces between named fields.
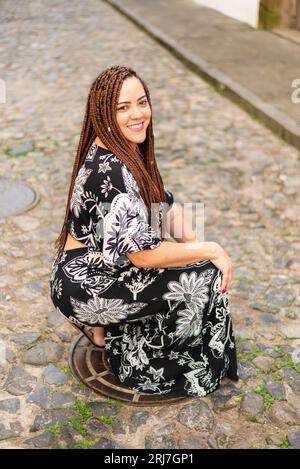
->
xmin=127 ymin=122 xmax=144 ymax=132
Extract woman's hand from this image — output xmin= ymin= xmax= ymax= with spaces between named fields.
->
xmin=210 ymin=243 xmax=233 ymax=293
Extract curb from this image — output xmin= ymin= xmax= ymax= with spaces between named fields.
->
xmin=105 ymin=0 xmax=300 ymax=150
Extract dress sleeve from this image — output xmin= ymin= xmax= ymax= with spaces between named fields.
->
xmin=101 ymin=162 xmax=162 ymax=266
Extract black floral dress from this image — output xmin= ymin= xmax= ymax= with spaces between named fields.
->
xmin=50 ymin=142 xmax=239 ymax=396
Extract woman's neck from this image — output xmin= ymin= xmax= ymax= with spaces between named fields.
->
xmin=94 ymin=136 xmax=137 ymax=152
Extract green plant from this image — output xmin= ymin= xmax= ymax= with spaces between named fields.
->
xmin=9 ymin=151 xmax=29 ymax=157
xmin=74 ymin=438 xmax=93 ymax=449
xmin=269 ymin=371 xmax=282 ymax=381
xmin=70 ymin=399 xmax=93 ymax=437
xmin=104 ymin=397 xmax=122 ymax=409
xmin=281 ymin=434 xmax=293 ymax=449
xmin=45 ymin=422 xmax=69 ymax=438
xmin=98 ymin=415 xmax=114 ymax=426
xmin=273 ymin=347 xmax=300 ymax=373
xmin=239 ymin=344 xmax=265 ymax=362
xmin=254 ymin=384 xmax=283 ymax=409
xmin=61 ymin=366 xmax=86 ymax=390
xmin=56 ymin=442 xmax=68 ymax=449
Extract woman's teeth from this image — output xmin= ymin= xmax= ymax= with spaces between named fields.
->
xmin=128 ymin=122 xmax=144 ymax=131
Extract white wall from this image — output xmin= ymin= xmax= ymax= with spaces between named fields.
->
xmin=193 ymin=0 xmax=260 ymax=28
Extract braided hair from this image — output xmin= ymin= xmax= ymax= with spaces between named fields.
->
xmin=55 ymin=65 xmax=166 ymax=256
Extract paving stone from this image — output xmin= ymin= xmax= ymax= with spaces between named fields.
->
xmin=44 ymin=364 xmax=69 ymax=385
xmin=47 ymin=310 xmax=67 ymax=327
xmin=280 ymin=368 xmax=300 ymax=393
xmin=54 ymin=325 xmax=74 ymax=342
xmin=85 ymin=417 xmax=109 ymax=436
xmin=265 ymin=433 xmax=283 ymax=446
xmin=178 ymin=435 xmax=208 ymax=449
xmin=0 ymin=422 xmax=23 ymax=441
xmin=266 ymin=288 xmax=296 ymax=307
xmin=5 ymin=346 xmax=17 ymax=364
xmin=251 ymin=303 xmax=280 ymax=314
xmin=263 ymin=379 xmax=286 ymax=400
xmin=236 ymin=329 xmax=256 ymax=340
xmin=252 ymin=356 xmax=274 ymax=372
xmin=112 ymin=418 xmax=126 ymax=435
xmin=290 ymin=346 xmax=300 ymax=364
xmin=0 ymin=398 xmax=20 ymax=414
xmin=129 ymin=411 xmax=149 ymax=431
xmin=286 ymin=393 xmax=300 ymax=413
xmin=86 ymin=401 xmax=118 ymax=417
xmin=285 ymin=307 xmax=300 ymax=320
xmin=50 ymin=392 xmax=76 ymax=407
xmin=30 ymin=409 xmax=80 ymax=432
xmin=280 ymin=325 xmax=300 ymax=339
xmin=257 ymin=344 xmax=282 ymax=358
xmin=60 ymin=425 xmax=82 ymax=449
xmin=27 ymin=387 xmax=50 ymax=409
xmin=240 ymin=393 xmax=264 ymax=421
xmin=207 ymin=431 xmax=229 ymax=449
xmin=237 ymin=360 xmax=258 ymax=380
xmin=4 ymin=367 xmax=37 ymax=395
xmin=177 ymin=401 xmax=216 ymax=432
xmin=211 ymin=383 xmax=241 ymax=410
xmin=23 ymin=342 xmax=64 ymax=365
xmin=13 ymin=215 xmax=40 ymax=232
xmin=92 ymin=437 xmax=116 ymax=449
xmin=24 ymin=432 xmax=55 ymax=448
xmin=259 ymin=314 xmax=280 ymax=324
xmin=144 ymin=434 xmax=177 ymax=449
xmin=237 ymin=341 xmax=256 ymax=353
xmin=27 ymin=280 xmax=47 ymax=294
xmin=11 ymin=332 xmax=41 ymax=345
xmin=277 ymin=344 xmax=294 ymax=356
xmin=266 ymin=402 xmax=300 ymax=427
xmin=287 ymin=429 xmax=300 ymax=449
xmin=9 ymin=142 xmax=33 ymax=155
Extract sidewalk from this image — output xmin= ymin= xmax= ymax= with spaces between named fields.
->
xmin=106 ymin=0 xmax=300 ymax=148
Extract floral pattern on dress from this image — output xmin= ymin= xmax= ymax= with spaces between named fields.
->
xmin=70 ymin=296 xmax=147 ymax=325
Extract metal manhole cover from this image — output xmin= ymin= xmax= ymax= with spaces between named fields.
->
xmin=0 ymin=178 xmax=39 ymax=217
xmin=68 ymin=334 xmax=188 ymax=406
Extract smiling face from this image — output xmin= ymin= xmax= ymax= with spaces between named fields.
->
xmin=116 ymin=76 xmax=151 ymax=150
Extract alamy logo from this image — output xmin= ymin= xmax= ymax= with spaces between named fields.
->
xmin=291 ymin=79 xmax=300 ymax=104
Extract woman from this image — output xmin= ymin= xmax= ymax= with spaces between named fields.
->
xmin=50 ymin=65 xmax=239 ymax=396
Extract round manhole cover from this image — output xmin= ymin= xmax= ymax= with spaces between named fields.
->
xmin=0 ymin=178 xmax=39 ymax=217
xmin=68 ymin=335 xmax=188 ymax=406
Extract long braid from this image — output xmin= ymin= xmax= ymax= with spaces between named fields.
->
xmin=55 ymin=65 xmax=166 ymax=257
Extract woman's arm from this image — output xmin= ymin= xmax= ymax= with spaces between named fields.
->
xmin=127 ymin=240 xmax=233 ymax=292
xmin=127 ymin=240 xmax=218 ymax=269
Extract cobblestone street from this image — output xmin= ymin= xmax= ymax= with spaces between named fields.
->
xmin=0 ymin=0 xmax=300 ymax=449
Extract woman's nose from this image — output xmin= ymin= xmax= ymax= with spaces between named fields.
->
xmin=131 ymin=107 xmax=143 ymax=119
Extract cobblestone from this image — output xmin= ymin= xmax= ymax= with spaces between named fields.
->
xmin=1 ymin=0 xmax=300 ymax=449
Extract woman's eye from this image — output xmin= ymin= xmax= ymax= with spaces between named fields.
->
xmin=117 ymin=100 xmax=147 ymax=111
